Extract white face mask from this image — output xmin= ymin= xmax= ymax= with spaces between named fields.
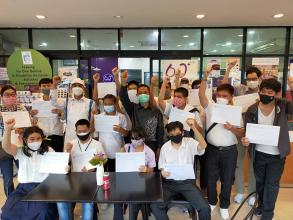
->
xmin=128 ymin=90 xmax=139 ymax=104
xmin=27 ymin=141 xmax=42 ymax=151
xmin=72 ymin=87 xmax=84 ymax=96
xmin=247 ymin=81 xmax=259 ymax=89
xmin=216 ymin=97 xmax=229 ymax=105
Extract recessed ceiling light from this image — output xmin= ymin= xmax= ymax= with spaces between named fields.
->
xmin=226 ymin=42 xmax=232 ymax=46
xmin=247 ymin=42 xmax=254 ymax=46
xmin=39 ymin=42 xmax=48 ymax=47
xmin=231 ymin=49 xmax=236 ymax=52
xmin=203 ymin=31 xmax=207 ymax=34
xmin=238 ymin=34 xmax=243 ymax=37
xmin=248 ymin=30 xmax=255 ymax=34
xmin=113 ymin=15 xmax=123 ymax=19
xmin=273 ymin=13 xmax=284 ymax=18
xmin=35 ymin=14 xmax=47 ymax=20
xmin=183 ymin=35 xmax=189 ymax=38
xmin=212 ymin=49 xmax=217 ymax=52
xmin=69 ymin=35 xmax=76 ymax=38
xmin=196 ymin=14 xmax=205 ymax=19
xmin=153 ymin=31 xmax=159 ymax=36
xmin=177 ymin=44 xmax=182 ymax=47
xmin=129 ymin=45 xmax=135 ymax=48
xmin=189 ymin=42 xmax=195 ymax=46
xmin=115 ymin=43 xmax=119 ymax=46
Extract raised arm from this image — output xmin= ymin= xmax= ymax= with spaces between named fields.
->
xmin=186 ymin=118 xmax=207 ymax=150
xmin=150 ymin=75 xmax=158 ymax=108
xmin=112 ymin=67 xmax=121 ymax=94
xmin=174 ymin=69 xmax=181 ymax=89
xmin=158 ymin=76 xmax=169 ymax=112
xmin=222 ymin=59 xmax=237 ymax=84
xmin=119 ymin=71 xmax=134 ymax=117
xmin=92 ymin=73 xmax=100 ymax=105
xmin=199 ymin=67 xmax=212 ymax=108
xmin=2 ymin=119 xmax=18 ymax=157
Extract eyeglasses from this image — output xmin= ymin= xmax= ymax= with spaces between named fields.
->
xmin=3 ymin=93 xmax=16 ymax=98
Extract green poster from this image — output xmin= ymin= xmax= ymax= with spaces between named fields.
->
xmin=7 ymin=49 xmax=52 ymax=90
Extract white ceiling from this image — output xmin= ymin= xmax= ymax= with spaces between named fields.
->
xmin=0 ymin=0 xmax=292 ymax=27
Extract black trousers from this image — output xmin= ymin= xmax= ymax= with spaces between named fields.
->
xmin=205 ymin=144 xmax=238 ymax=208
xmin=48 ymin=135 xmax=64 ymax=152
xmin=254 ymin=151 xmax=285 ymax=220
xmin=195 ymin=154 xmax=208 ymax=190
xmin=150 ymin=179 xmax=211 ymax=220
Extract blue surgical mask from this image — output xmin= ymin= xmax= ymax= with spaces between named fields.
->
xmin=138 ymin=94 xmax=149 ymax=105
xmin=104 ymin=105 xmax=115 ymax=113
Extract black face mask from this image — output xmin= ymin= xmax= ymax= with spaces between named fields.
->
xmin=259 ymin=94 xmax=275 ymax=104
xmin=169 ymin=134 xmax=183 ymax=144
xmin=76 ymin=132 xmax=91 ymax=141
xmin=42 ymin=88 xmax=50 ymax=96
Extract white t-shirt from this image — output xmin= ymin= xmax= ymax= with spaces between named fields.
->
xmin=70 ymin=138 xmax=105 ymax=172
xmin=97 ymin=112 xmax=128 ymax=159
xmin=158 ymin=137 xmax=204 ymax=170
xmin=256 ymin=108 xmax=280 ymax=155
xmin=205 ymin=102 xmax=238 ymax=147
xmin=15 ymin=147 xmax=54 ymax=183
xmin=164 ymin=103 xmax=203 ymax=128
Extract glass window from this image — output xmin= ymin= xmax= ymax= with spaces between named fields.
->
xmin=203 ymin=57 xmax=242 ymax=87
xmin=203 ymin=28 xmax=243 ymax=55
xmin=290 ymin=28 xmax=293 ymax=54
xmin=0 ymin=29 xmax=29 ymax=55
xmin=80 ymin=29 xmax=118 ymax=50
xmin=120 ymin=29 xmax=158 ymax=50
xmin=33 ymin=29 xmax=77 ymax=50
xmin=161 ymin=29 xmax=201 ymax=50
xmin=247 ymin=28 xmax=286 ymax=54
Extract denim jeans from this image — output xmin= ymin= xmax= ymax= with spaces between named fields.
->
xmin=57 ymin=202 xmax=94 ymax=220
xmin=0 ymin=158 xmax=15 ymax=196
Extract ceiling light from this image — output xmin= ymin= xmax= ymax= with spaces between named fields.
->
xmin=247 ymin=42 xmax=254 ymax=46
xmin=115 ymin=43 xmax=119 ymax=46
xmin=212 ymin=49 xmax=217 ymax=52
xmin=69 ymin=35 xmax=76 ymax=38
xmin=226 ymin=42 xmax=232 ymax=46
xmin=80 ymin=42 xmax=85 ymax=47
xmin=248 ymin=30 xmax=255 ymax=34
xmin=196 ymin=14 xmax=205 ymax=19
xmin=39 ymin=42 xmax=47 ymax=47
xmin=35 ymin=14 xmax=47 ymax=19
xmin=231 ymin=49 xmax=236 ymax=52
xmin=183 ymin=35 xmax=189 ymax=38
xmin=129 ymin=45 xmax=135 ymax=48
xmin=273 ymin=13 xmax=284 ymax=18
xmin=113 ymin=15 xmax=123 ymax=19
xmin=238 ymin=34 xmax=243 ymax=37
xmin=177 ymin=44 xmax=182 ymax=47
xmin=189 ymin=42 xmax=195 ymax=46
xmin=153 ymin=31 xmax=159 ymax=36
xmin=203 ymin=31 xmax=207 ymax=34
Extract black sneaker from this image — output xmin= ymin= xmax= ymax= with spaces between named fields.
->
xmin=253 ymin=207 xmax=262 ymax=217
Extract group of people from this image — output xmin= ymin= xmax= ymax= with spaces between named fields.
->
xmin=0 ymin=64 xmax=291 ymax=220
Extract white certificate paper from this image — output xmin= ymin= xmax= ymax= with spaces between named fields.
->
xmin=233 ymin=93 xmax=259 ymax=112
xmin=168 ymin=108 xmax=195 ymax=131
xmin=1 ymin=111 xmax=31 ymax=128
xmin=164 ymin=164 xmax=195 ymax=180
xmin=188 ymin=89 xmax=213 ymax=106
xmin=115 ymin=152 xmax=145 ymax=172
xmin=71 ymin=152 xmax=96 ymax=172
xmin=210 ymin=104 xmax=242 ymax=126
xmin=32 ymin=101 xmax=56 ymax=118
xmin=98 ymin=82 xmax=117 ymax=99
xmin=94 ymin=115 xmax=119 ymax=132
xmin=246 ymin=123 xmax=280 ymax=146
xmin=39 ymin=152 xmax=69 ymax=174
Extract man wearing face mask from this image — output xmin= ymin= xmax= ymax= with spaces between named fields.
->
xmin=60 ymin=78 xmax=97 ymax=144
xmin=30 ymin=78 xmax=64 ymax=152
xmin=242 ymin=78 xmax=293 ymax=220
xmin=119 ymin=71 xmax=164 ymax=159
xmin=222 ymin=66 xmax=261 ymax=205
xmin=199 ymin=67 xmax=244 ymax=220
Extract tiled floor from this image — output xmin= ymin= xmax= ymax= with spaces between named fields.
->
xmin=0 ymin=178 xmax=292 ymax=220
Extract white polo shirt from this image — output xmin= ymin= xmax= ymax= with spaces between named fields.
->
xmin=158 ymin=137 xmax=204 ymax=170
xmin=97 ymin=112 xmax=128 ymax=159
xmin=70 ymin=138 xmax=104 ymax=172
xmin=15 ymin=147 xmax=54 ymax=183
xmin=205 ymin=102 xmax=238 ymax=147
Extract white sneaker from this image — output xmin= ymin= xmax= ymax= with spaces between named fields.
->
xmin=234 ymin=193 xmax=244 ymax=204
xmin=209 ymin=204 xmax=216 ymax=212
xmin=248 ymin=196 xmax=256 ymax=206
xmin=220 ymin=208 xmax=229 ymax=220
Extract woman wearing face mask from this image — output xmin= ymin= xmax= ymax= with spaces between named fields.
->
xmin=91 ymin=94 xmax=129 ymax=173
xmin=242 ymin=78 xmax=293 ymax=220
xmin=0 ymin=85 xmax=27 ymax=197
xmin=1 ymin=119 xmax=56 ymax=220
xmin=113 ymin=128 xmax=156 ymax=220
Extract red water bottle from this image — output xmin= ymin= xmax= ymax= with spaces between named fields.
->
xmin=103 ymin=172 xmax=110 ymax=190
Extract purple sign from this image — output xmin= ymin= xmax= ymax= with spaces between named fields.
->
xmin=90 ymin=57 xmax=118 ymax=82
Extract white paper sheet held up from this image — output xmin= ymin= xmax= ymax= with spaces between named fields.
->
xmin=246 ymin=123 xmax=280 ymax=146
xmin=233 ymin=93 xmax=259 ymax=112
xmin=98 ymin=82 xmax=117 ymax=99
xmin=168 ymin=108 xmax=194 ymax=131
xmin=210 ymin=104 xmax=242 ymax=126
xmin=188 ymin=89 xmax=213 ymax=107
xmin=94 ymin=115 xmax=119 ymax=132
xmin=115 ymin=152 xmax=145 ymax=172
xmin=32 ymin=101 xmax=56 ymax=118
xmin=71 ymin=152 xmax=96 ymax=172
xmin=1 ymin=111 xmax=31 ymax=128
xmin=39 ymin=152 xmax=69 ymax=174
xmin=164 ymin=164 xmax=195 ymax=181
